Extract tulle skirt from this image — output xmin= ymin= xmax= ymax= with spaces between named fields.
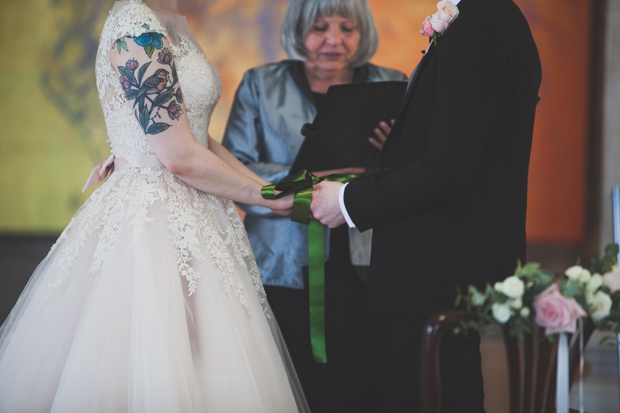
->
xmin=0 ymin=167 xmax=309 ymax=413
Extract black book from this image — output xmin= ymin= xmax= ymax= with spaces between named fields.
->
xmin=290 ymin=81 xmax=408 ymax=175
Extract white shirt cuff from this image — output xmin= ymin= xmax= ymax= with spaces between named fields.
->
xmin=339 ymin=183 xmax=356 ymax=228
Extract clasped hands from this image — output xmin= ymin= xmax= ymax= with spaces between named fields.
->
xmin=308 ymin=119 xmax=393 ymax=226
xmin=269 ymin=118 xmax=393 ymax=223
xmin=269 ymin=180 xmax=347 ymax=228
xmin=269 ymin=166 xmax=362 ymax=228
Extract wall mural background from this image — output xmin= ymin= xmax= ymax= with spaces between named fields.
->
xmin=0 ymin=0 xmax=591 ymax=244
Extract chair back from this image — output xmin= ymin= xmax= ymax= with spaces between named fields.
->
xmin=420 ymin=311 xmax=595 ymax=413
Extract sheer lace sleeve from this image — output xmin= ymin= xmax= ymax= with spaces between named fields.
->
xmin=95 ymin=1 xmax=168 ymax=157
xmin=101 ymin=1 xmax=167 ymax=58
xmin=95 ymin=0 xmax=220 ymax=156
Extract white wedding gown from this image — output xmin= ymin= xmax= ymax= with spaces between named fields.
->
xmin=0 ymin=1 xmax=309 ymax=412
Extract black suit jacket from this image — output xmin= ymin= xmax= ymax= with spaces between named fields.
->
xmin=344 ymin=0 xmax=542 ymax=315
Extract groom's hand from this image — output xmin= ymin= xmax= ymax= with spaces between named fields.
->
xmin=310 ymin=181 xmax=346 ymax=228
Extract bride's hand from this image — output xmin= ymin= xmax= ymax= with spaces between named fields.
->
xmin=270 ymin=193 xmax=294 ymax=216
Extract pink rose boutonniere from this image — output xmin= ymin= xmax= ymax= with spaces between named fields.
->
xmin=420 ymin=1 xmax=460 ymax=46
xmin=534 ymin=283 xmax=587 ymax=336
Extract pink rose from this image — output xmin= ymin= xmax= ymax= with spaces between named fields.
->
xmin=430 ymin=1 xmax=459 ymax=34
xmin=534 ymin=283 xmax=587 ymax=336
xmin=420 ymin=16 xmax=435 ymax=36
xmin=603 ymin=266 xmax=620 ymax=293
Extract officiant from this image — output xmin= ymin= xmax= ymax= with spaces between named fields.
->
xmin=221 ymin=0 xmax=406 ymax=411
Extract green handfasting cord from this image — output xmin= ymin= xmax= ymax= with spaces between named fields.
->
xmin=261 ymin=169 xmax=360 ymax=364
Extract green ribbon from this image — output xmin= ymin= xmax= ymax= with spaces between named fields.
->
xmin=261 ymin=170 xmax=359 ymax=364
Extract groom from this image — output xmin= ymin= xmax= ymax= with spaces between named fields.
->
xmin=310 ymin=0 xmax=541 ymax=411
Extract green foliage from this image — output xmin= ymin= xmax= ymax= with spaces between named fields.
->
xmin=590 ymin=243 xmax=619 ymax=274
xmin=561 ymin=279 xmax=581 ymax=298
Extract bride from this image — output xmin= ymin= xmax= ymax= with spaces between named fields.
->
xmin=0 ymin=0 xmax=310 ymax=412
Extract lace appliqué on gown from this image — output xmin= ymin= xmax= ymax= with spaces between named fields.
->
xmin=0 ymin=2 xmax=310 ymax=412
xmin=44 ymin=0 xmax=263 ymax=311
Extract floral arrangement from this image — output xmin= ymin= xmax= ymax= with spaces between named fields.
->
xmin=420 ymin=1 xmax=460 ymax=46
xmin=455 ymin=243 xmax=620 ymax=340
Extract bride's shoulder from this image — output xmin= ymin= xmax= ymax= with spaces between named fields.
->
xmin=102 ymin=0 xmax=166 ymax=45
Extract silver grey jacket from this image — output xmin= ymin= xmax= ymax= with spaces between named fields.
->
xmin=222 ymin=60 xmax=407 ymax=289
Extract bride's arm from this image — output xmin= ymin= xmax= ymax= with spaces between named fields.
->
xmin=207 ymin=136 xmax=269 ymax=186
xmin=155 ymin=131 xmax=273 ymax=208
xmin=109 ymin=35 xmax=287 ymax=210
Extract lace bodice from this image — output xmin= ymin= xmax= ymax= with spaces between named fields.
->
xmin=48 ymin=0 xmax=266 ymax=311
xmin=95 ymin=0 xmax=222 ymax=155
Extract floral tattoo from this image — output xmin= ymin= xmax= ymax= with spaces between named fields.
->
xmin=116 ymin=38 xmax=128 ymax=54
xmin=117 ymin=46 xmax=183 ymax=135
xmin=134 ymin=32 xmax=164 ymax=58
xmin=114 ymin=31 xmax=164 ymax=58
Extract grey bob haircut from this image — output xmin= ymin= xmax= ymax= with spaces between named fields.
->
xmin=280 ymin=0 xmax=379 ymax=67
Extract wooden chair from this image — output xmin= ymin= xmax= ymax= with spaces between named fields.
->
xmin=420 ymin=311 xmax=595 ymax=413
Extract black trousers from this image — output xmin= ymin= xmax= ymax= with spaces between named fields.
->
xmin=368 ymin=311 xmax=485 ymax=413
xmin=264 ymin=226 xmax=373 ymax=413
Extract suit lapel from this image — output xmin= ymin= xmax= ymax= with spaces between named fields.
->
xmin=396 ymin=43 xmax=435 ymax=117
xmin=381 ymin=45 xmax=434 ymax=153
xmin=382 ymin=0 xmax=478 ymax=153
xmin=380 ymin=44 xmax=433 ymax=154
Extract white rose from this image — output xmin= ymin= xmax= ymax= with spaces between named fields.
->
xmin=579 ymin=269 xmax=592 ymax=283
xmin=587 ymin=274 xmax=603 ymax=292
xmin=437 ymin=1 xmax=459 ymax=19
xmin=494 ymin=282 xmax=503 ymax=294
xmin=603 ymin=267 xmax=620 ymax=293
xmin=589 ymin=291 xmax=612 ymax=321
xmin=565 ymin=265 xmax=591 ymax=283
xmin=565 ymin=265 xmax=584 ymax=280
xmin=492 ymin=303 xmax=512 ymax=324
xmin=520 ymin=307 xmax=530 ymax=318
xmin=510 ymin=298 xmax=523 ymax=309
xmin=501 ymin=276 xmax=524 ymax=298
xmin=431 ymin=1 xmax=460 ymax=33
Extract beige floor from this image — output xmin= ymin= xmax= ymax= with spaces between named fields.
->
xmin=480 ymin=331 xmax=620 ymax=412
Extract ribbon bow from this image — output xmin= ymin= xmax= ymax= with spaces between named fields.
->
xmin=82 ymin=154 xmax=115 ymax=193
xmin=262 ymin=170 xmax=360 ymax=363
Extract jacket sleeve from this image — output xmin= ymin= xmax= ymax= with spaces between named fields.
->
xmin=222 ymin=70 xmax=292 ymax=217
xmin=345 ymin=24 xmax=510 ymax=231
